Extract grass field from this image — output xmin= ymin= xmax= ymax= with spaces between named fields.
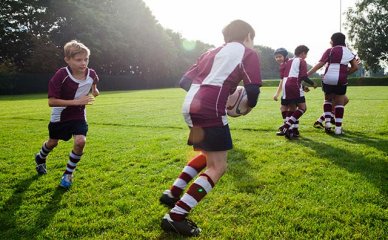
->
xmin=0 ymin=86 xmax=387 ymax=239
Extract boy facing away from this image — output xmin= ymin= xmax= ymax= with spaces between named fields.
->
xmin=159 ymin=19 xmax=262 ymax=236
xmin=34 ymin=40 xmax=99 ymax=189
xmin=308 ymin=32 xmax=358 ymax=135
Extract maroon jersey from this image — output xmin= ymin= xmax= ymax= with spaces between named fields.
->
xmin=48 ymin=67 xmax=99 ymax=123
xmin=281 ymin=57 xmax=308 ymax=100
xmin=320 ymin=46 xmax=355 ymax=86
xmin=182 ymin=42 xmax=262 ymax=127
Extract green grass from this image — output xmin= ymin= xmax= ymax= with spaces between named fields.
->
xmin=0 ymin=86 xmax=387 ymax=239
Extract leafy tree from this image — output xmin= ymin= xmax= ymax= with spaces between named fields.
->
xmin=0 ymin=0 xmax=53 ymax=71
xmin=345 ymin=0 xmax=388 ymax=71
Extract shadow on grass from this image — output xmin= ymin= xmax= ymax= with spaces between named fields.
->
xmin=297 ymin=135 xmax=387 ymax=198
xmin=0 ymin=175 xmax=66 ymax=240
xmin=0 ymin=175 xmax=40 ymax=233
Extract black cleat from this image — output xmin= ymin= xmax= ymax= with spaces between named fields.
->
xmin=276 ymin=126 xmax=285 ymax=136
xmin=313 ymin=121 xmax=324 ymax=129
xmin=325 ymin=127 xmax=334 ymax=134
xmin=285 ymin=129 xmax=296 ymax=140
xmin=35 ymin=154 xmax=47 ymax=174
xmin=161 ymin=214 xmax=201 ymax=237
xmin=160 ymin=190 xmax=179 ymax=208
xmin=292 ymin=128 xmax=300 ymax=137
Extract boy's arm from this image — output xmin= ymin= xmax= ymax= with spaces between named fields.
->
xmin=273 ymin=79 xmax=283 ymax=101
xmin=348 ymin=58 xmax=359 ymax=75
xmin=301 ymin=76 xmax=317 ymax=88
xmin=308 ymin=61 xmax=325 ymax=76
xmin=91 ymin=83 xmax=100 ymax=97
xmin=48 ymin=96 xmax=95 ymax=107
xmin=245 ymin=84 xmax=260 ymax=108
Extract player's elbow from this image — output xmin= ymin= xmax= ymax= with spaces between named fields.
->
xmin=179 ymin=76 xmax=192 ymax=91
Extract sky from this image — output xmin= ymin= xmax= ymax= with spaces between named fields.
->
xmin=142 ymin=0 xmax=358 ymax=66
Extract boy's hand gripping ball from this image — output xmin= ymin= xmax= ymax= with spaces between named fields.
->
xmin=226 ymin=86 xmax=251 ymax=117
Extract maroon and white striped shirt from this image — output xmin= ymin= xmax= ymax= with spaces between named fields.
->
xmin=320 ymin=46 xmax=356 ymax=86
xmin=281 ymin=57 xmax=308 ymax=100
xmin=48 ymin=67 xmax=99 ymax=123
xmin=182 ymin=42 xmax=262 ymax=127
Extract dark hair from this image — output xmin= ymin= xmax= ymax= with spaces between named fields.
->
xmin=274 ymin=48 xmax=288 ymax=57
xmin=222 ymin=19 xmax=255 ymax=43
xmin=331 ymin=32 xmax=346 ymax=46
xmin=294 ymin=45 xmax=309 ymax=56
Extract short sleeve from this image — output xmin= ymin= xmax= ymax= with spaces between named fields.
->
xmin=241 ymin=49 xmax=262 ymax=86
xmin=89 ymin=69 xmax=99 ymax=84
xmin=299 ymin=59 xmax=308 ymax=78
xmin=319 ymin=48 xmax=331 ymax=63
xmin=48 ymin=68 xmax=67 ymax=98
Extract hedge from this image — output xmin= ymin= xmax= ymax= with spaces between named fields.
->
xmin=262 ymin=77 xmax=388 ymax=87
xmin=0 ymin=73 xmax=387 ymax=95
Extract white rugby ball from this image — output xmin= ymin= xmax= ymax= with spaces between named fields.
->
xmin=226 ymin=86 xmax=251 ymax=117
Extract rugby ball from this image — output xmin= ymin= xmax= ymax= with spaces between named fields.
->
xmin=226 ymin=86 xmax=251 ymax=117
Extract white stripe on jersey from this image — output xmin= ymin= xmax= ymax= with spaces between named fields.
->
xmin=182 ymin=84 xmax=200 ymax=127
xmin=289 ymin=58 xmax=300 ymax=78
xmin=324 ymin=64 xmax=340 ymax=85
xmin=50 ymin=107 xmax=66 ymax=122
xmin=202 ymin=42 xmax=245 ymax=86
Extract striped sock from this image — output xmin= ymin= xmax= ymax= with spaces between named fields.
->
xmin=324 ymin=101 xmax=333 ymax=128
xmin=335 ymin=105 xmax=344 ymax=131
xmin=36 ymin=143 xmax=53 ymax=164
xmin=317 ymin=113 xmax=325 ymax=123
xmin=170 ymin=154 xmax=207 ymax=198
xmin=283 ymin=109 xmax=304 ymax=131
xmin=170 ymin=173 xmax=214 ymax=221
xmin=64 ymin=151 xmax=82 ymax=175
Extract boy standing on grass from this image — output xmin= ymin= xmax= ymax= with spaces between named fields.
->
xmin=159 ymin=19 xmax=262 ymax=237
xmin=308 ymin=32 xmax=358 ymax=135
xmin=279 ymin=45 xmax=317 ymax=139
xmin=34 ymin=40 xmax=99 ymax=189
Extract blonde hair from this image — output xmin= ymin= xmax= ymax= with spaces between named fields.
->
xmin=64 ymin=40 xmax=90 ymax=59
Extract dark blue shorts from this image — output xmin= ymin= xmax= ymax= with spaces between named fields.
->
xmin=281 ymin=96 xmax=306 ymax=105
xmin=48 ymin=120 xmax=88 ymax=141
xmin=322 ymin=83 xmax=347 ymax=95
xmin=188 ymin=125 xmax=233 ymax=151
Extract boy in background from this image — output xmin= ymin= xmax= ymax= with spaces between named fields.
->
xmin=34 ymin=40 xmax=99 ymax=189
xmin=280 ymin=45 xmax=316 ymax=139
xmin=308 ymin=32 xmax=358 ymax=134
xmin=160 ymin=19 xmax=262 ymax=236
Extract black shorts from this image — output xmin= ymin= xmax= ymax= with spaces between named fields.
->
xmin=281 ymin=96 xmax=306 ymax=106
xmin=322 ymin=83 xmax=347 ymax=95
xmin=48 ymin=120 xmax=88 ymax=141
xmin=187 ymin=125 xmax=233 ymax=151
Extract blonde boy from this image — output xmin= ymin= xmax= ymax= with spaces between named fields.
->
xmin=34 ymin=40 xmax=99 ymax=189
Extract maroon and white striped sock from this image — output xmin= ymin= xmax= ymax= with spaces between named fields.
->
xmin=36 ymin=143 xmax=53 ymax=164
xmin=170 ymin=154 xmax=207 ymax=198
xmin=324 ymin=101 xmax=333 ymax=128
xmin=169 ymin=173 xmax=214 ymax=221
xmin=334 ymin=105 xmax=344 ymax=131
xmin=64 ymin=151 xmax=82 ymax=175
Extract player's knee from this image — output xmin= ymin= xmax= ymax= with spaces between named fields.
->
xmin=46 ymin=139 xmax=58 ymax=149
xmin=75 ymin=137 xmax=86 ymax=148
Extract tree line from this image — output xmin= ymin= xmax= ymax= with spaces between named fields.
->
xmin=0 ymin=0 xmax=385 ymax=92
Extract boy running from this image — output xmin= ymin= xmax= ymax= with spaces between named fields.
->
xmin=160 ymin=19 xmax=262 ymax=236
xmin=308 ymin=32 xmax=358 ymax=134
xmin=34 ymin=40 xmax=99 ymax=189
